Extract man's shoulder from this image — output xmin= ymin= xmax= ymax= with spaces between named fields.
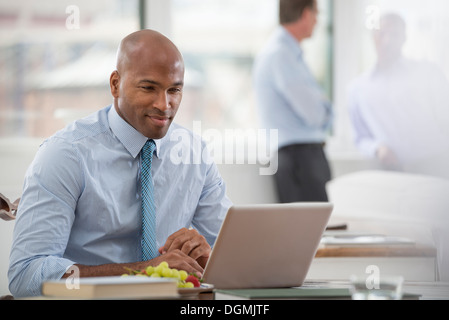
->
xmin=348 ymin=70 xmax=373 ymax=91
xmin=256 ymin=38 xmax=289 ymax=61
xmin=51 ymin=106 xmax=111 ymax=144
xmin=254 ymin=35 xmax=297 ymax=77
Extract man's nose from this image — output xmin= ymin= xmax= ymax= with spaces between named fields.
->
xmin=154 ymin=91 xmax=170 ymax=111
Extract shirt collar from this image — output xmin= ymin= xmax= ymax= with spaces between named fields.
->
xmin=108 ymin=105 xmax=162 ymax=159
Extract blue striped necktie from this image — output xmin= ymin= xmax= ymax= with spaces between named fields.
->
xmin=141 ymin=139 xmax=158 ymax=261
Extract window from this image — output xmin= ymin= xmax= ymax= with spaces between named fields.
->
xmin=0 ymin=0 xmax=333 ymax=139
xmin=0 ymin=0 xmax=139 ymax=138
xmin=170 ymin=0 xmax=333 ymax=132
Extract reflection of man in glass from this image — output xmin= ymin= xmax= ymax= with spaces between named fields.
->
xmin=348 ymin=13 xmax=449 ymax=178
xmin=253 ymin=0 xmax=333 ymax=202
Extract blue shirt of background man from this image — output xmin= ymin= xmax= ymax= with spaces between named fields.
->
xmin=253 ymin=26 xmax=333 ymax=149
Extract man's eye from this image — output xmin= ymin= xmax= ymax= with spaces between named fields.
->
xmin=169 ymin=88 xmax=182 ymax=93
xmin=141 ymin=86 xmax=155 ymax=91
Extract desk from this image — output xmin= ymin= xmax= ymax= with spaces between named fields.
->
xmin=213 ymin=280 xmax=449 ymax=300
xmin=3 ymin=280 xmax=448 ymax=300
xmin=315 ymin=244 xmax=436 ymax=258
xmin=306 ymin=279 xmax=449 ymax=300
xmin=304 ymin=279 xmax=449 ymax=300
xmin=307 ymin=218 xmax=439 ymax=282
xmin=308 ymin=240 xmax=437 ymax=281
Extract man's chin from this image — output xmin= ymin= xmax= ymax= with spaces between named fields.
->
xmin=144 ymin=124 xmax=172 ymax=140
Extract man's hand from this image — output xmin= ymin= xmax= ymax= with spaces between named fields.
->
xmin=61 ymin=229 xmax=211 ymax=280
xmin=376 ymin=145 xmax=401 ymax=169
xmin=62 ymin=249 xmax=205 ymax=279
xmin=159 ymin=228 xmax=211 ymax=268
xmin=150 ymin=250 xmax=204 ymax=276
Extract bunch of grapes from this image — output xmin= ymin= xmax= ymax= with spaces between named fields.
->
xmin=122 ymin=261 xmax=201 ymax=288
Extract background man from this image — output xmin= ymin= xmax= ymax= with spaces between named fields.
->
xmin=348 ymin=13 xmax=449 ymax=178
xmin=253 ymin=0 xmax=333 ymax=202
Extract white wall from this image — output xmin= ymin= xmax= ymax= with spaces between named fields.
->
xmin=329 ymin=0 xmax=367 ymax=153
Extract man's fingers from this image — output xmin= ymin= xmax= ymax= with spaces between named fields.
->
xmin=180 ymin=239 xmax=210 ymax=260
xmin=153 ymin=250 xmax=204 ymax=276
xmin=161 ymin=228 xmax=189 ymax=253
xmin=162 ymin=228 xmax=210 ymax=257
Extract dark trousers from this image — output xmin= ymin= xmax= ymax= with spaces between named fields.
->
xmin=275 ymin=143 xmax=331 ymax=203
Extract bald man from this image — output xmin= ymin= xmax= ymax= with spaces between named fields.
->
xmin=8 ymin=30 xmax=232 ymax=297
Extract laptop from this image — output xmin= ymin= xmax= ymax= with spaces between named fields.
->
xmin=202 ymin=202 xmax=333 ymax=289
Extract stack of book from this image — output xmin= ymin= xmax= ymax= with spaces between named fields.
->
xmin=0 ymin=193 xmax=19 ymax=221
xmin=42 ymin=276 xmax=179 ymax=299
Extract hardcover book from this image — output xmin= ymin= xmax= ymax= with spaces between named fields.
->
xmin=0 ymin=193 xmax=19 ymax=221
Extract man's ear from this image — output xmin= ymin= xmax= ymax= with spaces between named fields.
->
xmin=301 ymin=6 xmax=312 ymax=20
xmin=110 ymin=70 xmax=120 ymax=98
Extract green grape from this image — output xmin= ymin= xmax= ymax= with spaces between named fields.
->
xmin=145 ymin=265 xmax=154 ymax=276
xmin=153 ymin=265 xmax=164 ymax=275
xmin=162 ymin=267 xmax=173 ymax=277
xmin=179 ymin=270 xmax=188 ymax=281
xmin=124 ymin=261 xmax=201 ymax=289
xmin=171 ymin=269 xmax=180 ymax=279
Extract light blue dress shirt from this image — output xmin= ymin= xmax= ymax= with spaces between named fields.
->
xmin=253 ymin=26 xmax=333 ymax=149
xmin=348 ymin=57 xmax=449 ymax=165
xmin=8 ymin=105 xmax=232 ymax=297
